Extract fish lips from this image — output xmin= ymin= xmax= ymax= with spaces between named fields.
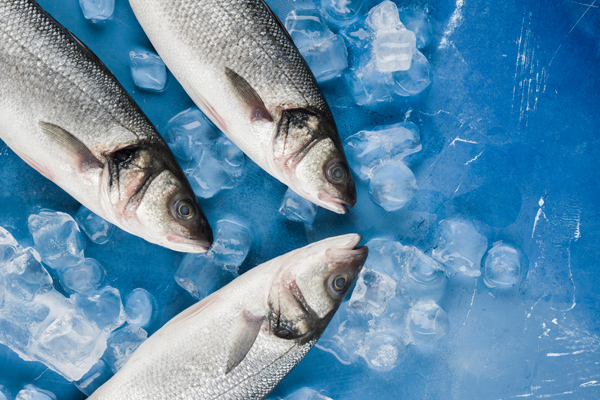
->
xmin=317 ymin=189 xmax=357 ymax=214
xmin=166 ymin=230 xmax=213 ymax=253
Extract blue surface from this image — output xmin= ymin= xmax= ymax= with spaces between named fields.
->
xmin=0 ymin=0 xmax=599 ymax=398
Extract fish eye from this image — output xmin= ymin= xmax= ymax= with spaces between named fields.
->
xmin=331 ymin=274 xmax=349 ymax=293
xmin=327 ymin=162 xmax=348 ymax=184
xmin=175 ymin=199 xmax=195 ymax=220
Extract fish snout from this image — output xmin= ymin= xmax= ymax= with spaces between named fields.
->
xmin=325 ymin=243 xmax=368 ymax=275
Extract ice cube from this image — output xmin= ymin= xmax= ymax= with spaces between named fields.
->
xmin=348 ymin=268 xmax=397 ymax=316
xmin=344 ymin=122 xmax=421 ymax=179
xmin=407 ymin=300 xmax=450 ymax=344
xmin=358 ymin=331 xmax=405 ymax=371
xmin=400 ymin=246 xmax=447 ymax=302
xmin=72 ymin=286 xmax=125 ymax=331
xmin=393 ymin=50 xmax=433 ymax=97
xmin=482 ymin=241 xmax=528 ymax=290
xmin=0 ymin=226 xmax=20 ymax=265
xmin=3 ymin=247 xmax=52 ymax=301
xmin=285 ymin=10 xmax=348 ymax=81
xmin=285 ymin=9 xmax=332 ymax=50
xmin=175 ymin=252 xmax=235 ymax=299
xmin=285 ymin=387 xmax=333 ymax=400
xmin=214 ymin=136 xmax=245 ymax=178
xmin=365 ymin=1 xmax=403 ymax=33
xmin=129 ymin=51 xmax=168 ymax=92
xmin=79 ymin=0 xmax=114 ymax=22
xmin=346 ymin=59 xmax=396 ymax=106
xmin=103 ymin=325 xmax=148 ymax=373
xmin=208 ymin=220 xmax=251 ymax=269
xmin=59 ymin=258 xmax=105 ymax=294
xmin=279 ymin=188 xmax=318 ymax=224
xmin=322 ymin=0 xmax=364 ymax=22
xmin=399 ymin=11 xmax=433 ymax=49
xmin=0 ymin=385 xmax=9 ymax=400
xmin=372 ymin=29 xmax=416 ymax=72
xmin=75 ymin=206 xmax=115 ymax=245
xmin=185 ymin=150 xmax=230 ymax=199
xmin=431 ymin=219 xmax=488 ymax=277
xmin=124 ymin=288 xmax=154 ymax=327
xmin=369 ymin=161 xmax=418 ymax=212
xmin=315 ymin=308 xmax=368 ymax=364
xmin=363 ymin=238 xmax=404 ymax=278
xmin=301 ymin=35 xmax=349 ymax=82
xmin=27 ymin=210 xmax=85 ymax=270
xmin=164 ymin=108 xmax=219 ymax=164
xmin=15 ymin=385 xmax=55 ymax=400
xmin=75 ymin=359 xmax=113 ymax=396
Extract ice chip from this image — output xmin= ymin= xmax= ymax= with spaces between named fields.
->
xmin=59 ymin=258 xmax=105 ymax=294
xmin=322 ymin=0 xmax=364 ymax=21
xmin=208 ymin=219 xmax=251 ymax=269
xmin=79 ymin=0 xmax=114 ymax=22
xmin=373 ymin=29 xmax=416 ymax=72
xmin=400 ymin=11 xmax=433 ymax=49
xmin=124 ymin=288 xmax=154 ymax=327
xmin=75 ymin=359 xmax=113 ymax=396
xmin=164 ymin=108 xmax=219 ymax=163
xmin=285 ymin=387 xmax=333 ymax=400
xmin=279 ymin=188 xmax=318 ymax=224
xmin=359 ymin=331 xmax=405 ymax=371
xmin=408 ymin=300 xmax=450 ymax=343
xmin=432 ymin=219 xmax=488 ymax=277
xmin=129 ymin=51 xmax=168 ymax=92
xmin=363 ymin=238 xmax=404 ymax=278
xmin=0 ymin=226 xmax=20 ymax=265
xmin=344 ymin=122 xmax=421 ymax=179
xmin=401 ymin=246 xmax=447 ymax=302
xmin=185 ymin=150 xmax=230 ymax=199
xmin=28 ymin=210 xmax=85 ymax=270
xmin=15 ymin=385 xmax=55 ymax=400
xmin=365 ymin=1 xmax=403 ymax=33
xmin=348 ymin=268 xmax=397 ymax=316
xmin=369 ymin=161 xmax=418 ymax=212
xmin=316 ymin=309 xmax=368 ymax=365
xmin=72 ymin=286 xmax=125 ymax=331
xmin=214 ymin=136 xmax=245 ymax=177
xmin=103 ymin=325 xmax=148 ymax=373
xmin=75 ymin=206 xmax=115 ymax=245
xmin=0 ymin=386 xmax=9 ymax=400
xmin=393 ymin=50 xmax=433 ymax=97
xmin=482 ymin=241 xmax=528 ymax=290
xmin=300 ymin=35 xmax=349 ymax=82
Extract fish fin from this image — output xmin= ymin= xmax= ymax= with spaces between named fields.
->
xmin=39 ymin=121 xmax=103 ymax=171
xmin=225 ymin=311 xmax=265 ymax=374
xmin=258 ymin=0 xmax=295 ymax=45
xmin=224 ymin=67 xmax=272 ymax=123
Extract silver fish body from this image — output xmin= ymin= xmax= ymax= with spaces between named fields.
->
xmin=89 ymin=234 xmax=368 ymax=400
xmin=128 ymin=0 xmax=357 ymax=214
xmin=0 ymin=0 xmax=212 ymax=252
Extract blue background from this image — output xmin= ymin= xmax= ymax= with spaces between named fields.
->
xmin=0 ymin=0 xmax=599 ymax=398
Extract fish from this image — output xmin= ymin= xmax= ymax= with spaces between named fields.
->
xmin=128 ymin=0 xmax=357 ymax=214
xmin=89 ymin=234 xmax=368 ymax=400
xmin=0 ymin=0 xmax=213 ymax=253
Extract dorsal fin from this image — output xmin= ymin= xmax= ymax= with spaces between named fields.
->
xmin=224 ymin=67 xmax=272 ymax=123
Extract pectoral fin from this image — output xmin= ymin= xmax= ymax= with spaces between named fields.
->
xmin=226 ymin=311 xmax=265 ymax=374
xmin=39 ymin=121 xmax=103 ymax=171
xmin=224 ymin=67 xmax=272 ymax=123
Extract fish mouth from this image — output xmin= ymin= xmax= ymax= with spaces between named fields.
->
xmin=317 ymin=191 xmax=356 ymax=214
xmin=325 ymin=234 xmax=368 ymax=273
xmin=166 ymin=233 xmax=211 ymax=253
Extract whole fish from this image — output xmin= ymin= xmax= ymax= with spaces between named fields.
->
xmin=90 ymin=234 xmax=367 ymax=399
xmin=0 ymin=0 xmax=212 ymax=252
xmin=128 ymin=0 xmax=357 ymax=214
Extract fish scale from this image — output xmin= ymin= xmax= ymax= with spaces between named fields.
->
xmin=0 ymin=0 xmax=212 ymax=253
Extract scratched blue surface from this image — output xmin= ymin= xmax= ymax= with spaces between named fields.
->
xmin=0 ymin=0 xmax=599 ymax=398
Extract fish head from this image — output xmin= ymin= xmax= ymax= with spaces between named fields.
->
xmin=274 ymin=109 xmax=356 ymax=214
xmin=102 ymin=145 xmax=213 ymax=253
xmin=267 ymin=234 xmax=367 ymax=342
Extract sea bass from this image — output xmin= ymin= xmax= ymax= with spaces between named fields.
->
xmin=90 ymin=234 xmax=368 ymax=399
xmin=128 ymin=0 xmax=357 ymax=214
xmin=0 ymin=0 xmax=212 ymax=252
